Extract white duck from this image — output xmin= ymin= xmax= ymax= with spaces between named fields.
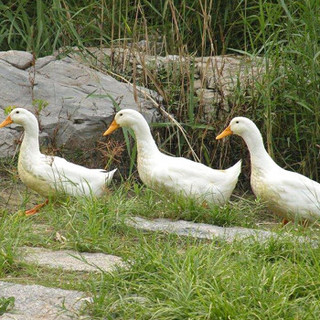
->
xmin=0 ymin=108 xmax=116 ymax=215
xmin=216 ymin=116 xmax=320 ymax=223
xmin=103 ymin=109 xmax=241 ymax=205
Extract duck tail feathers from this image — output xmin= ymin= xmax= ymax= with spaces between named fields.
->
xmin=227 ymin=159 xmax=242 ymax=177
xmin=101 ymin=168 xmax=117 ymax=184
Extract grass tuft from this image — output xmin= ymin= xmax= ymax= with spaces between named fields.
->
xmin=87 ymin=237 xmax=320 ymax=319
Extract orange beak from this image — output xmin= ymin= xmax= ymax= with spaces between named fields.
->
xmin=216 ymin=125 xmax=233 ymax=140
xmin=0 ymin=115 xmax=13 ymax=128
xmin=103 ymin=119 xmax=120 ymax=136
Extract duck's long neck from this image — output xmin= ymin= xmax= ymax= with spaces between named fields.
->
xmin=131 ymin=121 xmax=160 ymax=158
xmin=19 ymin=119 xmax=42 ymax=161
xmin=241 ymin=127 xmax=276 ymax=171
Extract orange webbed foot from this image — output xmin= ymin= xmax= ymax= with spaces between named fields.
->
xmin=281 ymin=218 xmax=290 ymax=226
xmin=25 ymin=199 xmax=49 ymax=216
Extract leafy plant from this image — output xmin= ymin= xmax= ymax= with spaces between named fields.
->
xmin=0 ymin=297 xmax=15 ymax=316
xmin=3 ymin=106 xmax=15 ymax=116
xmin=32 ymin=99 xmax=48 ymax=114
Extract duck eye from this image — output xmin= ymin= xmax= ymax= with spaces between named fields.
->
xmin=236 ymin=121 xmax=239 ymax=124
xmin=16 ymin=111 xmax=19 ymax=114
xmin=119 ymin=113 xmax=123 ymax=116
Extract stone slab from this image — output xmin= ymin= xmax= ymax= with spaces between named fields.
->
xmin=0 ymin=50 xmax=33 ymax=69
xmin=125 ymin=216 xmax=316 ymax=245
xmin=0 ymin=281 xmax=88 ymax=320
xmin=19 ymin=247 xmax=125 ymax=273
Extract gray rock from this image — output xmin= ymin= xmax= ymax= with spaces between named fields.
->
xmin=125 ymin=216 xmax=316 ymax=245
xmin=193 ymin=79 xmax=203 ymax=90
xmin=196 ymin=55 xmax=265 ymax=94
xmin=76 ymin=48 xmax=264 ymax=98
xmin=0 ymin=50 xmax=33 ymax=69
xmin=0 ymin=129 xmax=21 ymax=157
xmin=195 ymin=88 xmax=219 ymax=120
xmin=71 ymin=47 xmax=265 ymax=121
xmin=34 ymin=55 xmax=56 ymax=69
xmin=0 ymin=50 xmax=159 ymax=158
xmin=195 ymin=88 xmax=217 ymax=102
xmin=19 ymin=247 xmax=125 ymax=272
xmin=0 ymin=281 xmax=88 ymax=319
xmin=194 ymin=55 xmax=265 ymax=119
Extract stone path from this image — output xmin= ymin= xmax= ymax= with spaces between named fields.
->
xmin=1 ymin=216 xmax=317 ymax=319
xmin=0 ymin=282 xmax=88 ymax=320
xmin=125 ymin=216 xmax=273 ymax=241
xmin=125 ymin=216 xmax=317 ymax=246
xmin=20 ymin=247 xmax=126 ymax=272
xmin=1 ymin=247 xmax=125 ymax=319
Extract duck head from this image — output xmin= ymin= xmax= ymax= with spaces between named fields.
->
xmin=216 ymin=117 xmax=255 ymax=140
xmin=0 ymin=107 xmax=37 ymax=128
xmin=103 ymin=109 xmax=146 ymax=136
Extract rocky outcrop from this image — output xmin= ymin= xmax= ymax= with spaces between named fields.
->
xmin=0 ymin=50 xmax=160 ymax=158
xmin=195 ymin=55 xmax=264 ymax=116
xmin=69 ymin=47 xmax=265 ymax=120
xmin=0 ymin=48 xmax=265 ymax=159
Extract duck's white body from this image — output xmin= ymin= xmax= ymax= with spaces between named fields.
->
xmin=1 ymin=108 xmax=116 ymax=198
xmin=104 ymin=109 xmax=241 ymax=205
xmin=217 ymin=116 xmax=320 ymax=221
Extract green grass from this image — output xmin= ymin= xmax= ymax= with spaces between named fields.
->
xmin=18 ymin=182 xmax=270 ymax=254
xmin=1 ymin=164 xmax=320 ymax=318
xmin=0 ymin=211 xmax=29 ymax=277
xmin=0 ymin=0 xmax=251 ymax=57
xmin=0 ymin=297 xmax=15 ymax=316
xmin=88 ymin=238 xmax=320 ymax=319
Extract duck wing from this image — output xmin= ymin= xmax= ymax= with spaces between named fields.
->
xmin=262 ymin=168 xmax=320 ymax=220
xmin=36 ymin=154 xmax=116 ymax=197
xmin=146 ymin=155 xmax=241 ymax=204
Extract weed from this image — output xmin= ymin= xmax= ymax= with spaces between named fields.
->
xmin=0 ymin=297 xmax=15 ymax=316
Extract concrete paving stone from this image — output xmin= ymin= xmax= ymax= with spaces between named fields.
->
xmin=19 ymin=247 xmax=125 ymax=273
xmin=0 ymin=281 xmax=89 ymax=320
xmin=125 ymin=216 xmax=317 ymax=246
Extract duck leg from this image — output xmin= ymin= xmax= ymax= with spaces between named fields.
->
xmin=25 ymin=199 xmax=49 ymax=216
